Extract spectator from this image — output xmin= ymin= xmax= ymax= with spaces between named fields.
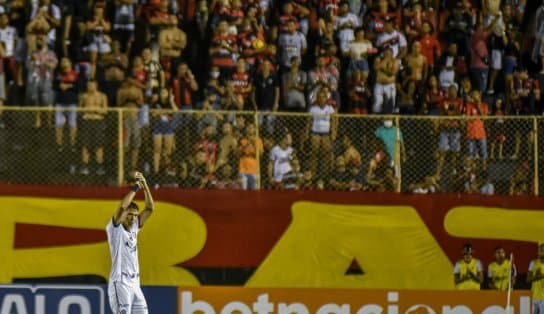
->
xmin=278 ymin=19 xmax=306 ymax=71
xmin=79 ymin=80 xmax=108 ymax=176
xmin=509 ymin=162 xmax=531 ymax=196
xmin=308 ymin=54 xmax=338 ymax=107
xmin=26 ymin=35 xmax=57 ymax=128
xmin=215 ymin=164 xmax=242 ymax=189
xmin=231 ymin=58 xmax=252 ymax=107
xmin=442 ymin=2 xmax=473 ymax=57
xmin=334 ymin=1 xmax=360 ymax=55
xmin=435 ymin=85 xmax=463 ymax=178
xmin=404 ymin=41 xmax=428 ymax=85
xmin=418 ymin=22 xmax=441 ymax=72
xmin=112 ymin=0 xmax=136 ymax=54
xmin=0 ymin=10 xmax=17 ymax=83
xmin=117 ymin=79 xmax=144 ymax=173
xmin=282 ymin=56 xmax=307 ymax=112
xmin=372 ymin=47 xmax=399 ymax=114
xmin=375 ymin=18 xmax=407 ymax=61
xmin=268 ymin=131 xmax=295 ymax=188
xmin=150 ymin=87 xmax=177 ymax=182
xmin=209 ymin=20 xmax=238 ymax=77
xmin=375 ymin=119 xmax=406 ymax=168
xmin=348 ymin=69 xmax=372 ymax=114
xmin=252 ymin=59 xmax=279 ymax=133
xmin=532 ymin=3 xmax=544 ymax=74
xmin=469 ymin=19 xmax=497 ymax=93
xmin=489 ymin=98 xmax=505 ymax=160
xmin=237 ymin=17 xmax=265 ymax=73
xmin=304 ymin=88 xmax=337 ymax=181
xmin=346 ymin=27 xmax=374 ymax=81
xmin=487 ymin=246 xmax=517 ymax=291
xmin=510 ymin=67 xmax=540 ymax=160
xmin=142 ymin=47 xmax=164 ymax=91
xmin=238 ymin=122 xmax=263 ymax=190
xmin=281 ymin=157 xmax=304 ymax=189
xmin=216 ymin=121 xmax=238 ymax=171
xmin=159 ymin=15 xmax=186 ymax=77
xmin=464 ymin=90 xmax=489 ymax=171
xmin=54 ymin=57 xmax=79 ymax=154
xmin=409 ymin=175 xmax=440 ymax=194
xmin=329 ymin=155 xmax=351 ymax=190
xmin=204 ymin=65 xmax=226 ymax=109
xmin=454 ymin=243 xmax=484 ymax=290
xmin=28 ymin=0 xmax=61 ymax=51
xmin=424 ymin=75 xmax=445 ymax=115
xmin=397 ymin=79 xmax=417 ymax=115
xmin=85 ymin=3 xmax=111 ymax=79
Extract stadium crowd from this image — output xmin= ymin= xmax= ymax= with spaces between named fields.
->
xmin=0 ymin=0 xmax=542 ymax=193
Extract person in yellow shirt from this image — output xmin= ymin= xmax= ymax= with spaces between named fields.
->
xmin=528 ymin=243 xmax=544 ymax=314
xmin=454 ymin=243 xmax=484 ymax=290
xmin=488 ymin=246 xmax=516 ymax=290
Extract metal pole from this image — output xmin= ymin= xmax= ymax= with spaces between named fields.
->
xmin=534 ymin=117 xmax=539 ymax=196
xmin=117 ymin=109 xmax=124 ymax=186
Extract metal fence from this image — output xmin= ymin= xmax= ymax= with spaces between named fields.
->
xmin=0 ymin=106 xmax=540 ymax=196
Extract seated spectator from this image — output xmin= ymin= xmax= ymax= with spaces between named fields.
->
xmin=188 ymin=149 xmax=216 ymax=189
xmin=215 ymin=164 xmax=242 ymax=189
xmin=341 ymin=134 xmax=361 ymax=167
xmin=410 ymin=175 xmax=440 ymax=194
xmin=329 ymin=155 xmax=352 ymax=190
xmin=281 ymin=158 xmax=304 ymax=189
xmin=509 ymin=162 xmax=531 ymax=196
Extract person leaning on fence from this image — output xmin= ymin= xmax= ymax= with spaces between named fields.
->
xmin=487 ymin=246 xmax=516 ymax=290
xmin=454 ymin=243 xmax=484 ymax=290
xmin=527 ymin=243 xmax=544 ymax=314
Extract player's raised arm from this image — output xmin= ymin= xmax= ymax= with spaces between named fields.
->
xmin=113 ymin=179 xmax=142 ymax=226
xmin=136 ymin=172 xmax=154 ymax=228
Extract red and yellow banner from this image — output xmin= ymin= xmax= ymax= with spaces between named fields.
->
xmin=0 ymin=184 xmax=543 ymax=287
xmin=179 ymin=287 xmax=531 ymax=314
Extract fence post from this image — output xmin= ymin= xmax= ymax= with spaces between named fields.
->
xmin=534 ymin=117 xmax=539 ymax=196
xmin=394 ymin=116 xmax=402 ymax=192
xmin=117 ymin=108 xmax=124 ymax=186
xmin=255 ymin=111 xmax=261 ymax=189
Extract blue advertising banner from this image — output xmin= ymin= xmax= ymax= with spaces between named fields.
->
xmin=0 ymin=284 xmax=177 ymax=314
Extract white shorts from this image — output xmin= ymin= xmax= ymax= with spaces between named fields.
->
xmin=108 ymin=280 xmax=148 ymax=314
xmin=491 ymin=49 xmax=502 ymax=70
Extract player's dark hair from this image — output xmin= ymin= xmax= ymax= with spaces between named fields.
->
xmin=128 ymin=202 xmax=139 ymax=211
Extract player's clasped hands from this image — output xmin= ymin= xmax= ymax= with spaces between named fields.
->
xmin=134 ymin=171 xmax=148 ymax=188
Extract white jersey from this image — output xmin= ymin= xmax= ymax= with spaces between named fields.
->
xmin=0 ymin=26 xmax=17 ymax=57
xmin=309 ymin=104 xmax=335 ymax=134
xmin=376 ymin=30 xmax=407 ymax=58
xmin=107 ymin=218 xmax=141 ymax=283
xmin=270 ymin=145 xmax=294 ymax=181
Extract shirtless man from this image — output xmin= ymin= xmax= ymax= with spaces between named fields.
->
xmin=79 ymin=80 xmax=109 ymax=176
xmin=159 ymin=15 xmax=186 ymax=72
xmin=404 ymin=41 xmax=428 ymax=84
xmin=117 ymin=79 xmax=144 ymax=172
xmin=373 ymin=47 xmax=399 ymax=114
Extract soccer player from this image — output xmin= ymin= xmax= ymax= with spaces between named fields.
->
xmin=107 ymin=171 xmax=154 ymax=314
xmin=528 ymin=243 xmax=544 ymax=314
xmin=488 ymin=246 xmax=516 ymax=290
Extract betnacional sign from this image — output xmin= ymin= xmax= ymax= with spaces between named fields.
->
xmin=179 ymin=287 xmax=532 ymax=314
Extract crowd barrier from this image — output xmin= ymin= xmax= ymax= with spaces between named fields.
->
xmin=0 ymin=107 xmax=542 ymax=196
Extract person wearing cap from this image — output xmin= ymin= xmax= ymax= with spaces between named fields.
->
xmin=453 ymin=243 xmax=484 ymax=290
xmin=488 ymin=246 xmax=516 ymax=290
xmin=528 ymin=243 xmax=544 ymax=314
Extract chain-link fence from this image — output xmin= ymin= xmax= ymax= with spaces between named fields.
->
xmin=0 ymin=106 xmax=542 ymax=196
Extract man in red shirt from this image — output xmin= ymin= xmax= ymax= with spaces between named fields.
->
xmin=464 ymin=90 xmax=489 ymax=171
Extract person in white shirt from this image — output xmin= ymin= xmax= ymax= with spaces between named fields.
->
xmin=107 ymin=171 xmax=154 ymax=314
xmin=375 ymin=19 xmax=407 ymax=60
xmin=268 ymin=131 xmax=295 ymax=187
xmin=304 ymin=88 xmax=337 ymax=182
xmin=334 ymin=1 xmax=360 ymax=54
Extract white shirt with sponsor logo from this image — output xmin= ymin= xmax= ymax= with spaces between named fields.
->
xmin=0 ymin=26 xmax=17 ymax=57
xmin=270 ymin=145 xmax=294 ymax=181
xmin=107 ymin=218 xmax=140 ymax=283
xmin=376 ymin=30 xmax=407 ymax=58
xmin=309 ymin=104 xmax=335 ymax=134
